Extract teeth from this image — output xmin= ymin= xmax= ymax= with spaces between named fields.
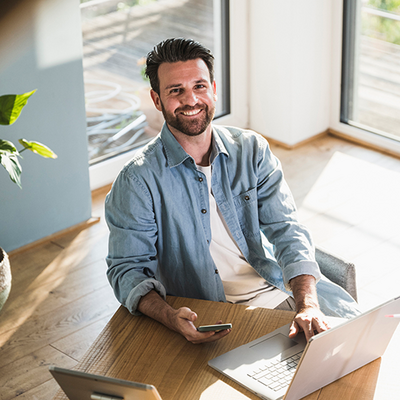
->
xmin=182 ymin=109 xmax=201 ymax=116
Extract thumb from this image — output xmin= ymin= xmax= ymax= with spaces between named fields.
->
xmin=179 ymin=307 xmax=197 ymax=322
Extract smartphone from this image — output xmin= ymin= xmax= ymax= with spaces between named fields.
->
xmin=197 ymin=323 xmax=232 ymax=332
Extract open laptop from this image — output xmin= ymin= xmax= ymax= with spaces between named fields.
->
xmin=49 ymin=366 xmax=162 ymax=400
xmin=209 ymin=296 xmax=400 ymax=400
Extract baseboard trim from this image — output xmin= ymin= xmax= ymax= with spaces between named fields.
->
xmin=263 ymin=130 xmax=329 ymax=150
xmin=329 ymin=129 xmax=400 ymax=160
xmin=8 ymin=217 xmax=101 ymax=257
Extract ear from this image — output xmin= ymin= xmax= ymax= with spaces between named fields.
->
xmin=212 ymin=80 xmax=217 ymax=102
xmin=150 ymin=89 xmax=163 ymax=112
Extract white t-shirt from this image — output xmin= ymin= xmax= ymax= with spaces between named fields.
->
xmin=198 ymin=165 xmax=289 ymax=309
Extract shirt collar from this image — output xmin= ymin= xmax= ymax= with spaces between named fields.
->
xmin=160 ymin=123 xmax=229 ymax=168
xmin=211 ymin=125 xmax=229 ymax=163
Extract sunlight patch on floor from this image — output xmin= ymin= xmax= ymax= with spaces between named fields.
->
xmin=297 ymin=151 xmax=400 ymax=310
xmin=200 ymin=380 xmax=252 ymax=399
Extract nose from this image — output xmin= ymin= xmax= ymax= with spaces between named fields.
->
xmin=181 ymin=89 xmax=198 ymax=106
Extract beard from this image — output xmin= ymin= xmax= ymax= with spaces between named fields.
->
xmin=160 ymin=101 xmax=215 ymax=137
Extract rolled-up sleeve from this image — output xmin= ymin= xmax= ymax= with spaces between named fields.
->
xmin=105 ymin=169 xmax=166 ymax=315
xmin=256 ymin=138 xmax=321 ymax=289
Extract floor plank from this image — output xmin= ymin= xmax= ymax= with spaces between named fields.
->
xmin=0 ymin=345 xmax=76 ymax=400
xmin=0 ymin=285 xmax=119 ymax=369
xmin=51 ymin=315 xmax=115 ymax=362
xmin=8 ymin=379 xmax=60 ymax=400
xmin=0 ymin=259 xmax=113 ymax=335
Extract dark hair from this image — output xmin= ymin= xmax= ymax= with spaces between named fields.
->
xmin=145 ymin=38 xmax=214 ymax=95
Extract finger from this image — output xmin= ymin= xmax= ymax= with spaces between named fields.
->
xmin=295 ymin=318 xmax=313 ymax=341
xmin=312 ymin=317 xmax=330 ymax=334
xmin=181 ymin=323 xmax=216 ymax=343
xmin=323 ymin=319 xmax=331 ymax=329
xmin=191 ymin=330 xmax=216 ymax=343
xmin=304 ymin=320 xmax=314 ymax=341
xmin=191 ymin=328 xmax=231 ymax=344
xmin=288 ymin=321 xmax=299 ymax=338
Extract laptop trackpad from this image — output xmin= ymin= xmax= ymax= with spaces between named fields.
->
xmin=250 ymin=333 xmax=298 ymax=359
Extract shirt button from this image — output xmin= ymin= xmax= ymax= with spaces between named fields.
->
xmin=215 ymin=269 xmax=219 ymax=274
xmin=245 ymin=195 xmax=250 ymax=200
xmin=201 ymin=209 xmax=207 ymax=214
xmin=190 ymin=159 xmax=194 ymax=164
xmin=199 ymin=177 xmax=203 ymax=182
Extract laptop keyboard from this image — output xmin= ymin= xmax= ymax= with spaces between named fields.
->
xmin=247 ymin=351 xmax=303 ymax=392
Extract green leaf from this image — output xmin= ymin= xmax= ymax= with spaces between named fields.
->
xmin=18 ymin=139 xmax=57 ymax=159
xmin=0 ymin=139 xmax=18 ymax=154
xmin=0 ymin=151 xmax=22 ymax=188
xmin=0 ymin=90 xmax=36 ymax=125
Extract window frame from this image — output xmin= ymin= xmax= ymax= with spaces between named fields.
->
xmin=89 ymin=0 xmax=248 ymax=190
xmin=330 ymin=0 xmax=400 ymax=156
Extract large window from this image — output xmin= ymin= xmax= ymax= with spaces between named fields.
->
xmin=341 ymin=0 xmax=400 ymax=141
xmin=80 ymin=0 xmax=230 ymax=166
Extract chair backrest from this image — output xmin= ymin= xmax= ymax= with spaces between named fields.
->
xmin=315 ymin=247 xmax=357 ymax=302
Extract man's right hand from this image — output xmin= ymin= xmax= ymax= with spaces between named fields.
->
xmin=137 ymin=290 xmax=231 ymax=344
xmin=168 ymin=306 xmax=231 ymax=344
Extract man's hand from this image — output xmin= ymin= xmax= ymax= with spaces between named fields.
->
xmin=289 ymin=306 xmax=330 ymax=342
xmin=168 ymin=307 xmax=231 ymax=344
xmin=288 ymin=275 xmax=330 ymax=342
xmin=137 ymin=290 xmax=231 ymax=344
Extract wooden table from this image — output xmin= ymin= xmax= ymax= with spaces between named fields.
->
xmin=52 ymin=296 xmax=399 ymax=400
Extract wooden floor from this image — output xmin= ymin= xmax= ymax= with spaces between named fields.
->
xmin=1 ymin=133 xmax=400 ymax=398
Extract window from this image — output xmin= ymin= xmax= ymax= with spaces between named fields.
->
xmin=341 ymin=0 xmax=400 ymax=141
xmin=80 ymin=0 xmax=230 ymax=166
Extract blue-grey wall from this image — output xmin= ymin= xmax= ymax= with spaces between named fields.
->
xmin=0 ymin=0 xmax=92 ymax=252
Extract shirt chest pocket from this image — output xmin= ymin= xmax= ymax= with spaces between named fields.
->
xmin=232 ymin=187 xmax=259 ymax=237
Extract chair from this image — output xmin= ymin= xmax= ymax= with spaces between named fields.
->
xmin=315 ymin=247 xmax=358 ymax=302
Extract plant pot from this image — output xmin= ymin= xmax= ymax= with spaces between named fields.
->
xmin=0 ymin=247 xmax=12 ymax=313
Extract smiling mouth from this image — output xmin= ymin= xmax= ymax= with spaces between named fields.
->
xmin=180 ymin=108 xmax=202 ymax=116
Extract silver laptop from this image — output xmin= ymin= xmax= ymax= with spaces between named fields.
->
xmin=49 ymin=366 xmax=163 ymax=400
xmin=209 ymin=296 xmax=400 ymax=400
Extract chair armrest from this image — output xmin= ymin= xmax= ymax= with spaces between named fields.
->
xmin=315 ymin=247 xmax=358 ymax=302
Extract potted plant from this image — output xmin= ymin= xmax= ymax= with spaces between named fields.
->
xmin=0 ymin=89 xmax=57 ymax=313
xmin=0 ymin=248 xmax=11 ymax=312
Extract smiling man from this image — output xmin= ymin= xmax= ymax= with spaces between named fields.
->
xmin=153 ymin=58 xmax=216 ymax=136
xmin=105 ymin=38 xmax=359 ymax=344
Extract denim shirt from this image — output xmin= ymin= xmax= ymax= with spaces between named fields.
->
xmin=105 ymin=124 xmax=359 ymax=318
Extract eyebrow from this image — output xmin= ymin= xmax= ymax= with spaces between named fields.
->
xmin=164 ymin=79 xmax=209 ymax=91
xmin=164 ymin=83 xmax=182 ymax=91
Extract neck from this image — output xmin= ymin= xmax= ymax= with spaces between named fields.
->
xmin=168 ymin=124 xmax=213 ymax=166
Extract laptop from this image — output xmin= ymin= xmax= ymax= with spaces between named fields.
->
xmin=49 ymin=366 xmax=163 ymax=400
xmin=209 ymin=296 xmax=400 ymax=400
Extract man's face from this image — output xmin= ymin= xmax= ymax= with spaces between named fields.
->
xmin=150 ymin=58 xmax=217 ymax=137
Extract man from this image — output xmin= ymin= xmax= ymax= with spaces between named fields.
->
xmin=105 ymin=38 xmax=359 ymax=345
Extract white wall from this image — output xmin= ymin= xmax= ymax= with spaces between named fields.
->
xmin=0 ymin=0 xmax=92 ymax=252
xmin=248 ymin=0 xmax=333 ymax=145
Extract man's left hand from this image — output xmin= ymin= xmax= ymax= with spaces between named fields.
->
xmin=288 ymin=274 xmax=330 ymax=341
xmin=289 ymin=306 xmax=330 ymax=341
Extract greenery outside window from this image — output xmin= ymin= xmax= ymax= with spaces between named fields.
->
xmin=80 ymin=0 xmax=230 ymax=165
xmin=341 ymin=0 xmax=400 ymax=142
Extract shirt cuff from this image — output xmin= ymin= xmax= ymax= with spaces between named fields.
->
xmin=125 ymin=278 xmax=167 ymax=316
xmin=282 ymin=260 xmax=322 ymax=291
